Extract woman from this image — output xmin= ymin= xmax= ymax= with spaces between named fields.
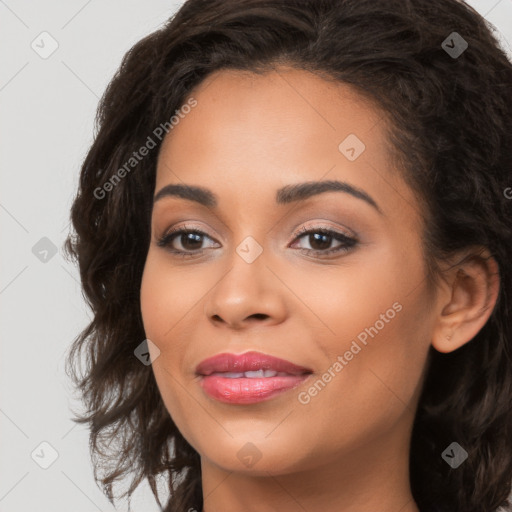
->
xmin=64 ymin=0 xmax=512 ymax=511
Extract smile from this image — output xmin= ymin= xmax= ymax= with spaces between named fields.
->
xmin=195 ymin=351 xmax=313 ymax=404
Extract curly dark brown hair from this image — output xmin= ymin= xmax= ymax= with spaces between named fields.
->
xmin=63 ymin=0 xmax=512 ymax=511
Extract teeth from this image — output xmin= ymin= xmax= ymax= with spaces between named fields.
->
xmin=211 ymin=370 xmax=289 ymax=378
xmin=245 ymin=369 xmax=277 ymax=378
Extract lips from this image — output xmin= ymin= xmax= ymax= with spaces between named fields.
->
xmin=195 ymin=351 xmax=313 ymax=404
xmin=195 ymin=351 xmax=312 ymax=377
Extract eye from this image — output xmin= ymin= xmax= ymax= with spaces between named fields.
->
xmin=156 ymin=224 xmax=219 ymax=258
xmin=156 ymin=224 xmax=358 ymax=259
xmin=289 ymin=226 xmax=358 ymax=257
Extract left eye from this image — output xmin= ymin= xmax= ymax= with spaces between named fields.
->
xmin=290 ymin=227 xmax=357 ymax=256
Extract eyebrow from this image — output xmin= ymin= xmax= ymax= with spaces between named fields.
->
xmin=153 ymin=179 xmax=382 ymax=214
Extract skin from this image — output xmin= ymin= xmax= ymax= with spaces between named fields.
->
xmin=140 ymin=66 xmax=500 ymax=512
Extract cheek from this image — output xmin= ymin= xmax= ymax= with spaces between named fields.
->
xmin=140 ymin=251 xmax=203 ymax=343
xmin=285 ymin=245 xmax=416 ymax=347
xmin=290 ymin=248 xmax=430 ymax=424
xmin=292 ymin=304 xmax=430 ymax=464
xmin=140 ymin=253 xmax=202 ymax=445
xmin=140 ymin=255 xmax=191 ymax=400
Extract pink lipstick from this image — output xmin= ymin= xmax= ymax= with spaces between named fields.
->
xmin=195 ymin=351 xmax=313 ymax=404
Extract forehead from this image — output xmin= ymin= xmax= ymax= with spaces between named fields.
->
xmin=154 ymin=66 xmax=410 ymax=215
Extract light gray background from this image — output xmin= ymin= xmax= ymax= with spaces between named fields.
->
xmin=1 ymin=1 xmax=511 ymax=511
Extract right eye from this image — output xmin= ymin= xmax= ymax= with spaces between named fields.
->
xmin=157 ymin=225 xmax=220 ymax=257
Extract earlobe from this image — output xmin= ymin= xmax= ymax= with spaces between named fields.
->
xmin=431 ymin=250 xmax=500 ymax=354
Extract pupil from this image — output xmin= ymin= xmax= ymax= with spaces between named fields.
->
xmin=182 ymin=233 xmax=202 ymax=250
xmin=310 ymin=233 xmax=331 ymax=250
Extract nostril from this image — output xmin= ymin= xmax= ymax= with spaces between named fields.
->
xmin=249 ymin=313 xmax=268 ymax=320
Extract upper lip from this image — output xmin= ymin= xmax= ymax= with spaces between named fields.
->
xmin=195 ymin=351 xmax=313 ymax=376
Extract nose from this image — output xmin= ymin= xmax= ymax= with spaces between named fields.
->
xmin=203 ymin=248 xmax=288 ymax=330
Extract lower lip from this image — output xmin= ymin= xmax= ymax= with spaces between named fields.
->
xmin=199 ymin=374 xmax=311 ymax=404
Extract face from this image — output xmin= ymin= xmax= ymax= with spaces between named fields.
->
xmin=140 ymin=67 xmax=436 ymax=477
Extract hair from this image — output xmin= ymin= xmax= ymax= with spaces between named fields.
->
xmin=63 ymin=0 xmax=512 ymax=511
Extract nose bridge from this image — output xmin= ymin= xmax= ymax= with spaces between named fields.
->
xmin=203 ymin=232 xmax=287 ymax=327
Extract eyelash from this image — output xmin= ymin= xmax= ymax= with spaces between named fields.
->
xmin=156 ymin=224 xmax=358 ymax=259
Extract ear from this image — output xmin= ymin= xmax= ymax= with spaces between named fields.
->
xmin=431 ymin=248 xmax=500 ymax=354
